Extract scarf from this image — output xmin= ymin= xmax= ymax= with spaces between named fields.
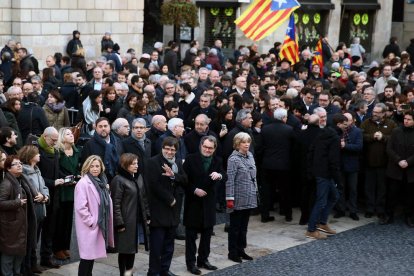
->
xmin=38 ymin=135 xmax=55 ymax=154
xmin=46 ymin=101 xmax=65 ymax=113
xmin=201 ymin=155 xmax=212 ymax=172
xmin=93 ymin=132 xmax=119 ymax=179
xmin=87 ymin=173 xmax=110 ymax=247
xmin=132 ymin=132 xmax=146 ymax=151
xmin=162 ymin=153 xmax=178 ymax=174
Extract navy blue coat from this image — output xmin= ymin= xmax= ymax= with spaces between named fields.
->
xmin=341 ymin=125 xmax=363 ymax=172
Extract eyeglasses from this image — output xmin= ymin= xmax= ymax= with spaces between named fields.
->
xmin=133 ymin=126 xmax=145 ymax=129
xmin=11 ymin=162 xmax=23 ymax=167
xmin=202 ymin=145 xmax=215 ymax=150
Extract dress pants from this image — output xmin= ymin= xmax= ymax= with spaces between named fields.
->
xmin=263 ymin=169 xmax=291 ymax=217
xmin=336 ymin=172 xmax=358 ymax=213
xmin=364 ymin=167 xmax=386 ymax=214
xmin=53 ymin=201 xmax=74 ymax=252
xmin=308 ymin=177 xmax=339 ymax=232
xmin=228 ymin=209 xmax=251 ymax=257
xmin=148 ymin=226 xmax=176 ymax=276
xmin=185 ymin=226 xmax=213 ymax=267
xmin=78 ymin=259 xmax=94 ymax=276
xmin=386 ymin=174 xmax=414 ymax=218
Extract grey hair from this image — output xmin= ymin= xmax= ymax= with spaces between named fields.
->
xmin=151 ymin=115 xmax=166 ymax=125
xmin=353 ymin=37 xmax=360 ymax=44
xmin=168 ymin=118 xmax=183 ymax=132
xmin=148 ymin=74 xmax=160 ymax=84
xmin=120 ymin=82 xmax=129 ymax=90
xmin=274 ymin=108 xmax=288 ymax=121
xmin=43 ymin=126 xmax=58 ymax=136
xmin=111 ymin=118 xmax=129 ymax=131
xmin=199 ymin=135 xmax=217 ymax=150
xmin=209 ymin=48 xmax=217 ymax=55
xmin=239 ymin=47 xmax=250 ymax=56
xmin=195 ymin=113 xmax=210 ymax=125
xmin=235 ymin=109 xmax=251 ymax=123
xmin=313 ymin=107 xmax=327 ymax=115
xmin=163 ymin=80 xmax=176 ymax=90
xmin=286 ymin=88 xmax=298 ymax=98
xmin=375 ymin=102 xmax=387 ymax=113
xmin=131 ymin=118 xmax=147 ymax=128
xmin=308 ymin=114 xmax=320 ymax=125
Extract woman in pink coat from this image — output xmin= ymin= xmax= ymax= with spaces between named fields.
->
xmin=74 ymin=155 xmax=114 ymax=276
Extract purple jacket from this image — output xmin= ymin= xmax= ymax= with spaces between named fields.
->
xmin=74 ymin=174 xmax=114 ymax=260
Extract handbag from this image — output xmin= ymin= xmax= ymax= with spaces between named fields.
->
xmin=25 ymin=108 xmax=39 ymax=145
xmin=70 ymin=120 xmax=84 ymax=144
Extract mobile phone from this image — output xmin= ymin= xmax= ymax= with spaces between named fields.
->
xmin=401 ymin=104 xmax=411 ymax=110
xmin=221 ymin=124 xmax=227 ymax=131
xmin=64 ymin=175 xmax=74 ymax=184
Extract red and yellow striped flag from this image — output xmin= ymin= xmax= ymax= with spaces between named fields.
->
xmin=313 ymin=38 xmax=324 ymax=77
xmin=279 ymin=13 xmax=299 ymax=65
xmin=235 ymin=0 xmax=300 ymax=42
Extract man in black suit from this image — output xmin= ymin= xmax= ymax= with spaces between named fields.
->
xmin=260 ymin=108 xmax=295 ymax=222
xmin=183 ymin=136 xmax=226 ymax=275
xmin=147 ymin=137 xmax=187 ymax=276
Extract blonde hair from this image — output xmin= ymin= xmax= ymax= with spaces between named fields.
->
xmin=56 ymin=127 xmax=73 ymax=151
xmin=232 ymin=132 xmax=252 ymax=150
xmin=81 ymin=155 xmax=105 ymax=176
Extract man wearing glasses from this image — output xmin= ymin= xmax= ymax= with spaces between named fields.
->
xmin=147 ymin=137 xmax=187 ymax=276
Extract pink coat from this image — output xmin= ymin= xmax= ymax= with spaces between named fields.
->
xmin=74 ymin=175 xmax=114 ymax=260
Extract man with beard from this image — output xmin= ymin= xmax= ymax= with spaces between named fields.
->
xmin=361 ymin=103 xmax=397 ymax=222
xmin=80 ymin=117 xmax=123 ymax=181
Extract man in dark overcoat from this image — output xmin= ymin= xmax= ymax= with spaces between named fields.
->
xmin=183 ymin=136 xmax=226 ymax=275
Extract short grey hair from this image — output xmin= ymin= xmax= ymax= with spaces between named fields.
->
xmin=168 ymin=118 xmax=183 ymax=132
xmin=233 ymin=132 xmax=252 ymax=150
xmin=313 ymin=107 xmax=327 ymax=115
xmin=235 ymin=109 xmax=251 ymax=123
xmin=286 ymin=88 xmax=298 ymax=98
xmin=163 ymin=80 xmax=176 ymax=90
xmin=375 ymin=102 xmax=387 ymax=113
xmin=148 ymin=74 xmax=160 ymax=84
xmin=111 ymin=118 xmax=129 ymax=131
xmin=200 ymin=135 xmax=217 ymax=150
xmin=131 ymin=118 xmax=147 ymax=128
xmin=274 ymin=108 xmax=287 ymax=121
xmin=209 ymin=48 xmax=217 ymax=56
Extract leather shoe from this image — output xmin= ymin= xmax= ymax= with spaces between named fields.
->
xmin=198 ymin=261 xmax=218 ymax=270
xmin=40 ymin=260 xmax=61 ymax=269
xmin=228 ymin=254 xmax=242 ymax=263
xmin=364 ymin=212 xmax=373 ymax=218
xmin=261 ymin=215 xmax=275 ymax=223
xmin=349 ymin=213 xmax=359 ymax=221
xmin=31 ymin=265 xmax=44 ymax=273
xmin=54 ymin=250 xmax=67 ymax=261
xmin=224 ymin=224 xmax=230 ymax=232
xmin=406 ymin=217 xmax=414 ymax=228
xmin=378 ymin=214 xmax=393 ymax=225
xmin=334 ymin=211 xmax=345 ymax=218
xmin=239 ymin=251 xmax=253 ymax=260
xmin=187 ymin=266 xmax=201 ymax=275
xmin=175 ymin=233 xmax=186 ymax=240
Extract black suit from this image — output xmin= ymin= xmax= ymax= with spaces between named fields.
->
xmin=260 ymin=120 xmax=295 ymax=218
xmin=147 ymin=154 xmax=187 ymax=276
xmin=183 ymin=152 xmax=226 ymax=267
xmin=122 ymin=136 xmax=151 ymax=185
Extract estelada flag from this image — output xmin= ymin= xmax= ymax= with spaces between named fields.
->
xmin=279 ymin=13 xmax=300 ymax=65
xmin=235 ymin=0 xmax=300 ymax=42
xmin=313 ymin=38 xmax=324 ymax=77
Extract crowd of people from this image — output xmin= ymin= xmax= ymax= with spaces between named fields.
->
xmin=0 ymin=30 xmax=412 ymax=276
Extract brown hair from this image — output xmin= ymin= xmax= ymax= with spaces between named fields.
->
xmin=17 ymin=145 xmax=39 ymax=164
xmin=4 ymin=155 xmax=19 ymax=170
xmin=119 ymin=153 xmax=138 ymax=171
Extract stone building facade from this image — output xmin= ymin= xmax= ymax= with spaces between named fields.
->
xmin=0 ymin=0 xmax=144 ymax=66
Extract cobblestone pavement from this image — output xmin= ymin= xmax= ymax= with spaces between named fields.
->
xmin=42 ymin=208 xmax=410 ymax=276
xmin=210 ymin=218 xmax=414 ymax=276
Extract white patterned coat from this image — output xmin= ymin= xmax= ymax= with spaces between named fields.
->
xmin=226 ymin=150 xmax=258 ymax=210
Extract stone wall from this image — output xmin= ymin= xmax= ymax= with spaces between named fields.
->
xmin=0 ymin=0 xmax=144 ymax=66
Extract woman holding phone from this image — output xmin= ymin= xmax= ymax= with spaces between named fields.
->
xmin=52 ymin=128 xmax=80 ymax=260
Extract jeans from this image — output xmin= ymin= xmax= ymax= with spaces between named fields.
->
xmin=308 ymin=177 xmax=339 ymax=232
xmin=1 ymin=254 xmax=24 ymax=276
xmin=336 ymin=172 xmax=358 ymax=213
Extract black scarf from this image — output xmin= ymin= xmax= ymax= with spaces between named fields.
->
xmin=87 ymin=173 xmax=111 ymax=247
xmin=93 ymin=132 xmax=119 ymax=179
